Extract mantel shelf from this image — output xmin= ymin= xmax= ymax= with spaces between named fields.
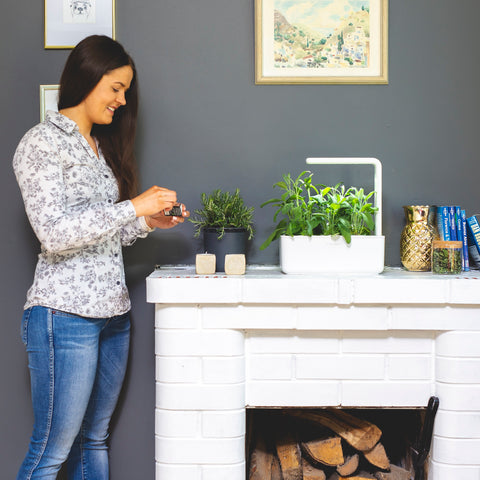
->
xmin=147 ymin=265 xmax=480 ymax=307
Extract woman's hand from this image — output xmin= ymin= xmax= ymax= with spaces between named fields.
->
xmin=145 ymin=204 xmax=190 ymax=230
xmin=131 ymin=186 xmax=177 ymax=218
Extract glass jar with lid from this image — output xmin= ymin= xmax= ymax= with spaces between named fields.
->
xmin=431 ymin=240 xmax=463 ymax=274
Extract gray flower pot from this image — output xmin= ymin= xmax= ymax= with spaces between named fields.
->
xmin=203 ymin=228 xmax=247 ymax=272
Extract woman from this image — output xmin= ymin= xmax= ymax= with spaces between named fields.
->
xmin=13 ymin=35 xmax=188 ymax=479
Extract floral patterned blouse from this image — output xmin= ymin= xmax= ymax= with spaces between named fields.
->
xmin=13 ymin=111 xmax=153 ymax=318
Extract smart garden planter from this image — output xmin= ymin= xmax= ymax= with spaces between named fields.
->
xmin=280 ymin=234 xmax=385 ymax=274
xmin=265 ymin=158 xmax=385 ymax=275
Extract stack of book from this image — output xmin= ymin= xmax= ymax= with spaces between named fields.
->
xmin=436 ymin=206 xmax=471 ymax=271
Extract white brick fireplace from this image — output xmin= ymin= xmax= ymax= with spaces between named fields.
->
xmin=147 ymin=267 xmax=480 ymax=480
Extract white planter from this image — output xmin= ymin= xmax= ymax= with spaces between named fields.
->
xmin=280 ymin=235 xmax=385 ymax=274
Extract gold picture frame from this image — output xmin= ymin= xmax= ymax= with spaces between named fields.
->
xmin=40 ymin=85 xmax=60 ymax=121
xmin=44 ymin=0 xmax=116 ymax=49
xmin=255 ymin=0 xmax=388 ymax=85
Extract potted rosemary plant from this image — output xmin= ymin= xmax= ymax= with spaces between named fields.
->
xmin=190 ymin=188 xmax=254 ymax=271
xmin=261 ymin=170 xmax=384 ymax=274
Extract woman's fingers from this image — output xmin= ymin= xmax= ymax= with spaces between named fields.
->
xmin=131 ymin=186 xmax=178 ymax=217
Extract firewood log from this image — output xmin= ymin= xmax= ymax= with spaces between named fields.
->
xmin=287 ymin=409 xmax=382 ymax=452
xmin=248 ymin=431 xmax=272 ymax=480
xmin=328 ymin=472 xmax=376 ymax=480
xmin=363 ymin=442 xmax=390 ymax=471
xmin=302 ymin=457 xmax=327 ymax=480
xmin=345 ymin=473 xmax=377 ymax=480
xmin=300 ymin=436 xmax=344 ymax=466
xmin=275 ymin=431 xmax=303 ymax=480
xmin=374 ymin=464 xmax=411 ymax=480
xmin=336 ymin=454 xmax=360 ymax=476
xmin=271 ymin=455 xmax=283 ymax=480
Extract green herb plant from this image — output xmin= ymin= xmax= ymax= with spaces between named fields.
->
xmin=432 ymin=247 xmax=462 ymax=274
xmin=190 ymin=188 xmax=254 ymax=240
xmin=260 ymin=171 xmax=378 ymax=250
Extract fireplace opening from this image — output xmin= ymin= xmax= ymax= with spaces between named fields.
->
xmin=246 ymin=406 xmax=434 ymax=480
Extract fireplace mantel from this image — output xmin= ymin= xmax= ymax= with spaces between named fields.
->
xmin=147 ymin=266 xmax=480 ymax=480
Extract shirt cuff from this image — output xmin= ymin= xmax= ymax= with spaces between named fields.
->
xmin=139 ymin=215 xmax=155 ymax=232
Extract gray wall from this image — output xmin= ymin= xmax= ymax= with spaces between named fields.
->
xmin=2 ymin=1 xmax=480 ymax=478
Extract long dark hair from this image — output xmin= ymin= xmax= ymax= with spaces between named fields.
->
xmin=58 ymin=35 xmax=138 ymax=201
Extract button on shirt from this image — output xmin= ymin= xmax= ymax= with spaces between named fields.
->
xmin=13 ymin=111 xmax=153 ymax=318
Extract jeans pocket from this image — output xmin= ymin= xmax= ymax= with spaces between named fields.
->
xmin=21 ymin=308 xmax=32 ymax=346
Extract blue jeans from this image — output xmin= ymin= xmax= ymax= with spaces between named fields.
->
xmin=17 ymin=306 xmax=130 ymax=480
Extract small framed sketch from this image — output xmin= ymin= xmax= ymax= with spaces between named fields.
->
xmin=44 ymin=0 xmax=116 ymax=49
xmin=255 ymin=0 xmax=388 ymax=84
xmin=40 ymin=85 xmax=60 ymax=121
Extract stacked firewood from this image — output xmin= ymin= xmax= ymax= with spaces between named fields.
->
xmin=247 ymin=409 xmax=413 ymax=480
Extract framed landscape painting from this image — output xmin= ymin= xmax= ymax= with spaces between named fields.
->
xmin=44 ymin=0 xmax=116 ymax=49
xmin=255 ymin=0 xmax=388 ymax=84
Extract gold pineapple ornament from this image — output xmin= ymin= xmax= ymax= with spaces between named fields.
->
xmin=400 ymin=205 xmax=438 ymax=271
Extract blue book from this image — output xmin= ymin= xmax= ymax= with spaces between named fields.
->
xmin=467 ymin=225 xmax=480 ymax=268
xmin=467 ymin=215 xmax=480 ymax=267
xmin=439 ymin=206 xmax=450 ymax=240
xmin=455 ymin=206 xmax=463 ymax=243
xmin=461 ymin=210 xmax=470 ymax=271
xmin=449 ymin=206 xmax=457 ymax=240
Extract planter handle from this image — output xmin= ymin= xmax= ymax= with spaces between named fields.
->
xmin=306 ymin=157 xmax=383 ymax=236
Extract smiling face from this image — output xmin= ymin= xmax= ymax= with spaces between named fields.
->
xmin=81 ymin=65 xmax=134 ymax=126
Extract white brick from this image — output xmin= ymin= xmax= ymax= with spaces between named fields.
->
xmin=247 ymin=332 xmax=340 ymax=354
xmin=202 ymin=410 xmax=245 ymax=438
xmin=429 ymin=461 xmax=480 ymax=480
xmin=435 ymin=383 xmax=480 ymax=411
xmin=156 ymin=356 xmax=201 ymax=383
xmin=435 ymin=410 xmax=480 ymax=438
xmin=156 ymin=382 xmax=245 ymax=410
xmin=203 ymin=305 xmax=297 ymax=329
xmin=342 ymin=332 xmax=433 ymax=354
xmin=390 ymin=306 xmax=448 ymax=321
xmin=297 ymin=306 xmax=389 ymax=330
xmin=248 ymin=354 xmax=293 ymax=380
xmin=155 ymin=305 xmax=200 ymax=329
xmin=156 ymin=436 xmax=244 ymax=464
xmin=296 ymin=355 xmax=385 ymax=380
xmin=201 ymin=462 xmax=245 ymax=480
xmin=436 ymin=357 xmax=480 ymax=383
xmin=240 ymin=306 xmax=297 ymax=329
xmin=246 ymin=332 xmax=296 ymax=353
xmin=155 ymin=409 xmax=200 ymax=437
xmin=353 ymin=278 xmax=448 ymax=304
xmin=388 ymin=355 xmax=432 ymax=380
xmin=246 ymin=380 xmax=340 ymax=407
xmin=390 ymin=306 xmax=450 ymax=330
xmin=342 ymin=381 xmax=433 ymax=407
xmin=155 ymin=329 xmax=244 ymax=356
xmin=242 ymin=277 xmax=337 ymax=303
xmin=202 ymin=356 xmax=245 ymax=384
xmin=432 ymin=436 xmax=480 ymax=465
xmin=294 ymin=333 xmax=340 ymax=353
xmin=341 ymin=332 xmax=389 ymax=353
xmin=389 ymin=333 xmax=434 ymax=353
xmin=390 ymin=306 xmax=480 ymax=330
xmin=148 ymin=276 xmax=242 ymax=303
xmin=156 ymin=463 xmax=201 ymax=480
xmin=450 ymin=280 xmax=480 ymax=304
xmin=436 ymin=330 xmax=480 ymax=357
xmin=200 ymin=306 xmax=240 ymax=329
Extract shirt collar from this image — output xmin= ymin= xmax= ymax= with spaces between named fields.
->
xmin=45 ymin=110 xmax=79 ymax=135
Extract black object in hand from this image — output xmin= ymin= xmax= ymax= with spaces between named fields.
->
xmin=164 ymin=205 xmax=183 ymax=216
